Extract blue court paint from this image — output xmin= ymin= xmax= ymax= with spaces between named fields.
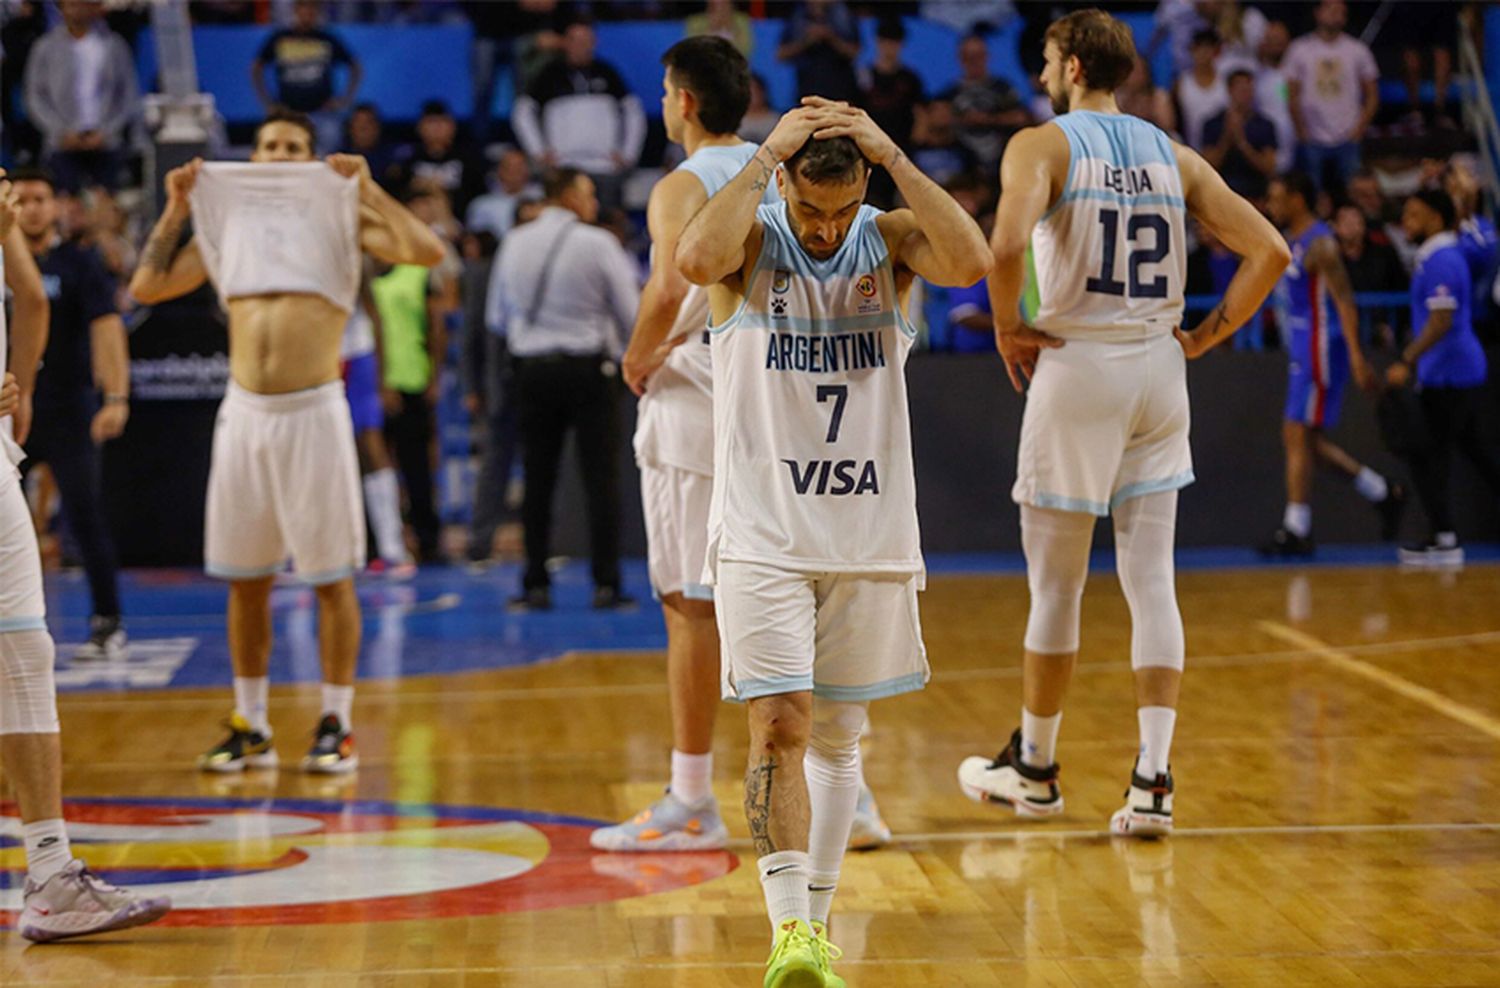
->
xmin=44 ymin=549 xmax=1497 ymax=693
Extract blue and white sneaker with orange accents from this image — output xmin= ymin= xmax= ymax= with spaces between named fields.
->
xmin=302 ymin=714 xmax=359 ymax=774
xmin=589 ymin=791 xmax=728 ymax=852
xmin=1110 ymin=764 xmax=1174 ymax=837
xmin=957 ymin=728 xmax=1064 ymax=818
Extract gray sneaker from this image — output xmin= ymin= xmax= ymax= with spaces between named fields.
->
xmin=848 ymin=784 xmax=892 ymax=850
xmin=589 ymin=791 xmax=728 ymax=852
xmin=74 ymin=616 xmax=127 ymax=662
xmin=19 ymin=859 xmax=172 ymax=943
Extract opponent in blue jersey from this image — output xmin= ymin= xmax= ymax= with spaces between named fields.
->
xmin=1387 ymin=188 xmax=1500 ymax=566
xmin=1260 ymin=171 xmax=1403 ymax=557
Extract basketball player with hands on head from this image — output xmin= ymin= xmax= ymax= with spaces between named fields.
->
xmin=129 ymin=111 xmax=445 ymax=776
xmin=678 ymin=96 xmax=988 ymax=986
xmin=0 ymin=171 xmax=172 ymax=941
xmin=593 ymin=37 xmax=889 ymax=857
xmin=958 ymin=9 xmax=1289 ymax=837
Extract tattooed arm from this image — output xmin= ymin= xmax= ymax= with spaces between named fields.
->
xmin=129 ymin=159 xmax=208 ymax=305
xmin=675 ymin=106 xmax=822 ymax=287
xmin=1174 ymin=143 xmax=1290 ymax=358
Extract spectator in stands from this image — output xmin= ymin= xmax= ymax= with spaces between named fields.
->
xmin=1347 ymin=169 xmax=1395 ymax=247
xmin=1444 ymin=160 xmax=1498 ymax=325
xmin=1285 ymin=0 xmax=1378 ymax=196
xmin=738 ymin=72 xmax=778 ymax=145
xmin=910 ymin=99 xmax=978 ymax=187
xmin=391 ymin=99 xmax=486 ymax=215
xmin=777 ymin=0 xmax=861 ymax=103
xmin=342 ymin=102 xmax=397 ymax=189
xmin=469 ymin=0 xmax=567 ymax=148
xmin=1383 ymin=2 xmax=1457 ymax=129
xmin=687 ymin=0 xmax=753 ymax=59
xmin=1176 ymin=29 xmax=1227 ymax=151
xmin=1204 ymin=0 xmax=1266 ymax=76
xmin=1254 ymin=20 xmax=1295 ymax=173
xmin=1117 ymin=55 xmax=1177 ymax=136
xmin=512 ymin=15 xmax=645 ymax=210
xmin=1387 ymin=188 xmax=1500 ymax=565
xmin=2 ymin=0 xmax=47 ymax=165
xmin=938 ymin=32 xmax=1029 ymax=175
xmin=466 ymin=148 xmax=542 ymax=241
xmin=1151 ymin=0 xmax=1210 ymax=77
xmin=22 ymin=0 xmax=139 ymax=192
xmin=1201 ymin=69 xmax=1277 ymax=202
xmin=859 ymin=17 xmax=924 ymax=209
xmin=251 ymin=0 xmax=362 ymax=156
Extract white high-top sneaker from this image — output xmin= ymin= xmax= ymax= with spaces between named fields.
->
xmin=957 ymin=728 xmax=1064 ymax=818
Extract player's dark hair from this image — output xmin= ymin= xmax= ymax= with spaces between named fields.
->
xmin=6 ymin=166 xmax=54 ymax=191
xmin=1277 ymin=171 xmax=1318 ymax=210
xmin=785 ymin=136 xmax=867 ymax=186
xmin=1411 ymin=188 xmax=1456 ymax=230
xmin=543 ymin=166 xmax=587 ymax=201
xmin=661 ymin=36 xmax=751 ymax=136
xmin=256 ymin=108 xmax=317 ymax=152
xmin=1044 ymin=9 xmax=1139 ymax=93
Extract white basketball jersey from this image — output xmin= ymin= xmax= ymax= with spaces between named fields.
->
xmin=705 ymin=203 xmax=923 ymax=579
xmin=1030 ymin=111 xmax=1187 ymax=342
xmin=190 ymin=162 xmax=362 ymax=314
xmin=634 ymin=142 xmax=780 ymax=476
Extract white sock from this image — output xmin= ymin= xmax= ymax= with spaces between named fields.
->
xmin=363 ymin=468 xmax=409 ymax=564
xmin=23 ymin=819 xmax=72 ymax=885
xmin=321 ymin=683 xmax=355 ymax=729
xmin=1137 ymin=706 xmax=1178 ymax=778
xmin=233 ymin=676 xmax=271 ymax=736
xmin=1353 ymin=467 xmax=1389 ymax=503
xmin=1283 ymin=503 xmax=1312 ymax=538
xmin=1020 ymin=708 xmax=1061 ymax=768
xmin=669 ymin=749 xmax=713 ymax=807
xmin=1436 ymin=531 xmax=1459 ymax=548
xmin=757 ymin=850 xmax=810 ymax=934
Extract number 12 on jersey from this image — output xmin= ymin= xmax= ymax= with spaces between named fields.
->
xmin=1086 ymin=208 xmax=1169 ymax=299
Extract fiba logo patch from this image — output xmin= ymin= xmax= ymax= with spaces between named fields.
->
xmin=856 ymin=275 xmax=877 ymax=298
xmin=0 ymin=797 xmax=736 ymax=927
xmin=855 ymin=273 xmax=881 ymax=314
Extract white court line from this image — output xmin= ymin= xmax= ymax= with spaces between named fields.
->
xmin=1259 ymin=621 xmax=1500 ymax=742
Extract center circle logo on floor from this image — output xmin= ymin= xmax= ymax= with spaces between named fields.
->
xmin=0 ymin=797 xmax=737 ymax=927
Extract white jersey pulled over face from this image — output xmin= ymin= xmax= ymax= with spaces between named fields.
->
xmin=190 ymin=162 xmax=361 ymax=314
xmin=633 ymin=142 xmax=780 ymax=476
xmin=706 ymin=203 xmax=923 ymax=580
xmin=1030 ymin=111 xmax=1187 ymax=341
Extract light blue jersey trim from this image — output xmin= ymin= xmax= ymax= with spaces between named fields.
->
xmin=1042 ymin=111 xmax=1181 ymax=221
xmin=300 ymin=565 xmax=357 ymax=587
xmin=682 ymin=583 xmax=715 ymax=602
xmin=1110 ymin=470 xmax=1196 ymax=509
xmin=0 ymin=615 xmax=47 ymax=632
xmin=206 ymin=561 xmax=284 ymax=581
xmin=732 ymin=311 xmax=905 ymax=335
xmin=733 ymin=675 xmax=815 ymax=701
xmin=813 ymin=673 xmax=927 ymax=702
xmin=1028 ymin=471 xmax=1196 ymax=517
xmin=1057 ymin=189 xmax=1186 ymax=210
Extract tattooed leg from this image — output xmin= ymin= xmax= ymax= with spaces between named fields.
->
xmin=745 ymin=693 xmax=813 ymax=856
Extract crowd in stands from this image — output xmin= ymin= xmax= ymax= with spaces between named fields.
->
xmin=0 ymin=0 xmax=1493 ymax=562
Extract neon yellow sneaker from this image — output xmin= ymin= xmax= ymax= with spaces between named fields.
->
xmin=810 ymin=921 xmax=846 ymax=987
xmin=764 ymin=919 xmax=823 ymax=987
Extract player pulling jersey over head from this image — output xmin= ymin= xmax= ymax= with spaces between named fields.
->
xmin=677 ymin=98 xmax=989 ymax=987
xmin=959 ymin=9 xmax=1290 ymax=841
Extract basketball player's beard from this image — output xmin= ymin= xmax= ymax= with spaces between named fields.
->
xmin=1049 ymin=87 xmax=1070 ymax=116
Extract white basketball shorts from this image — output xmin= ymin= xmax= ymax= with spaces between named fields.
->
xmin=205 ymin=381 xmax=366 ymax=584
xmin=0 ymin=471 xmax=46 ymax=632
xmin=641 ymin=462 xmax=714 ymax=602
xmin=1012 ymin=332 xmax=1194 ymax=516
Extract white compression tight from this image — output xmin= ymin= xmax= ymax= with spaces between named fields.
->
xmin=1021 ymin=506 xmax=1095 ymax=655
xmin=0 ymin=630 xmax=59 ymax=735
xmin=1113 ymin=491 xmax=1185 ymax=671
xmin=804 ymin=697 xmax=867 ymax=925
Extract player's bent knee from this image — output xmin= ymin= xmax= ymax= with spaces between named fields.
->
xmin=0 ymin=629 xmax=59 ymax=735
xmin=1025 ymin=592 xmax=1083 ymax=654
xmin=747 ymin=694 xmax=812 ymax=752
xmin=808 ymin=698 xmax=865 ymax=768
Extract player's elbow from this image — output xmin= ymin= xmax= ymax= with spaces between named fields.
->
xmin=674 ymin=240 xmax=719 ymax=286
xmin=1263 ymin=236 xmax=1292 ymax=273
xmin=128 ymin=273 xmax=162 ymax=306
xmin=956 ymin=247 xmax=992 ymax=287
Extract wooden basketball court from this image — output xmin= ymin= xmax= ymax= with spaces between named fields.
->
xmin=2 ymin=558 xmax=1498 ymax=985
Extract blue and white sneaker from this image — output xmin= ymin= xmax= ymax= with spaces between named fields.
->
xmin=847 ymin=784 xmax=892 ymax=850
xmin=590 ymin=791 xmax=728 ymax=852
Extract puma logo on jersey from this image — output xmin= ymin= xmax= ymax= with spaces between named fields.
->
xmin=1103 ymin=165 xmax=1154 ymax=195
xmin=783 ymin=459 xmax=880 ymax=496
